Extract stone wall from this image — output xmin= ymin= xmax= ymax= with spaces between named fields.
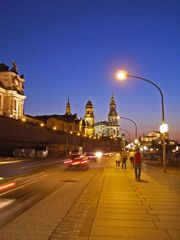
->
xmin=0 ymin=116 xmax=122 ymax=156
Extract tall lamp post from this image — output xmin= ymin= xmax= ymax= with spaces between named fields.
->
xmin=120 ymin=116 xmax=138 ymax=140
xmin=120 ymin=128 xmax=131 ymax=142
xmin=116 ymin=70 xmax=168 ymax=173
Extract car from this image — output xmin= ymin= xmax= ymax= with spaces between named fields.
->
xmin=86 ymin=152 xmax=97 ymax=161
xmin=86 ymin=151 xmax=103 ymax=161
xmin=64 ymin=154 xmax=89 ymax=170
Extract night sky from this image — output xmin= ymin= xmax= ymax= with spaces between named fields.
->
xmin=1 ymin=0 xmax=180 ymax=141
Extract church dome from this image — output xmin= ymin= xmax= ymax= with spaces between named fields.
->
xmin=86 ymin=100 xmax=93 ymax=107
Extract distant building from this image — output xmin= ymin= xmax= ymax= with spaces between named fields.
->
xmin=95 ymin=94 xmax=120 ymax=138
xmin=140 ymin=131 xmax=169 ymax=145
xmin=0 ymin=61 xmax=26 ymax=119
xmin=30 ymin=98 xmax=81 ymax=134
xmin=84 ymin=100 xmax=95 ymax=136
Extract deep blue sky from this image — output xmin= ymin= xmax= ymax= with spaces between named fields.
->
xmin=1 ymin=0 xmax=180 ymax=140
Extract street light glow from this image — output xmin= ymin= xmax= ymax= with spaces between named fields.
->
xmin=116 ymin=70 xmax=128 ymax=81
xmin=116 ymin=70 xmax=168 ymax=173
xmin=160 ymin=123 xmax=168 ymax=134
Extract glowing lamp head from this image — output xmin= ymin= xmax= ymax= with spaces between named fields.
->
xmin=116 ymin=70 xmax=128 ymax=81
xmin=160 ymin=123 xmax=168 ymax=134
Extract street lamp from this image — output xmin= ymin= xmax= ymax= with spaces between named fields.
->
xmin=120 ymin=116 xmax=138 ymax=140
xmin=116 ymin=70 xmax=168 ymax=173
xmin=120 ymin=128 xmax=131 ymax=142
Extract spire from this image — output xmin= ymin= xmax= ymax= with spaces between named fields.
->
xmin=108 ymin=94 xmax=117 ymax=117
xmin=110 ymin=93 xmax=115 ymax=104
xmin=65 ymin=96 xmax=72 ymax=115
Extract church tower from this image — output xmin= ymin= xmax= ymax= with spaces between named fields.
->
xmin=108 ymin=94 xmax=120 ymax=137
xmin=65 ymin=97 xmax=72 ymax=115
xmin=108 ymin=94 xmax=118 ymax=124
xmin=84 ymin=100 xmax=94 ymax=136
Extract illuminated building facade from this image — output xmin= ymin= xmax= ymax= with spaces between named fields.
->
xmin=140 ymin=131 xmax=169 ymax=145
xmin=0 ymin=62 xmax=26 ymax=119
xmin=84 ymin=100 xmax=94 ymax=136
xmin=32 ymin=98 xmax=81 ymax=134
xmin=95 ymin=94 xmax=120 ymax=138
xmin=107 ymin=94 xmax=120 ymax=137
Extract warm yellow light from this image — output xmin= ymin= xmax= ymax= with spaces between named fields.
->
xmin=95 ymin=151 xmax=103 ymax=158
xmin=22 ymin=118 xmax=26 ymax=122
xmin=70 ymin=131 xmax=73 ymax=134
xmin=40 ymin=123 xmax=44 ymax=127
xmin=53 ymin=126 xmax=57 ymax=130
xmin=143 ymin=146 xmax=148 ymax=151
xmin=77 ymin=132 xmax=80 ymax=136
xmin=160 ymin=123 xmax=168 ymax=133
xmin=116 ymin=70 xmax=128 ymax=81
xmin=134 ymin=139 xmax=139 ymax=144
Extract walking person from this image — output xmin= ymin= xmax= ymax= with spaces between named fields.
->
xmin=121 ymin=150 xmax=127 ymax=169
xmin=115 ymin=152 xmax=121 ymax=167
xmin=134 ymin=148 xmax=142 ymax=181
xmin=129 ymin=150 xmax=135 ymax=168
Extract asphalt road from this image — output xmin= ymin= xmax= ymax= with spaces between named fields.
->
xmin=0 ymin=156 xmax=111 ymax=228
xmin=1 ymin=155 xmax=179 ymax=232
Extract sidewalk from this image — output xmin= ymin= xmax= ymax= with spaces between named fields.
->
xmin=0 ymin=162 xmax=180 ymax=240
xmin=50 ymin=164 xmax=180 ymax=240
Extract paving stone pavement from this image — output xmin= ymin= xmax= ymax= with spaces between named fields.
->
xmin=49 ymin=164 xmax=180 ymax=240
xmin=142 ymin=163 xmax=180 ymax=192
xmin=49 ymin=169 xmax=105 ymax=240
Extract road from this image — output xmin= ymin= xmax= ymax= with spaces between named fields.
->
xmin=0 ymin=155 xmax=112 ymax=229
xmin=0 ymin=155 xmax=180 ymax=240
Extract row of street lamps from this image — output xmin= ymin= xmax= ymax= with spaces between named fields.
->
xmin=116 ymin=70 xmax=168 ymax=173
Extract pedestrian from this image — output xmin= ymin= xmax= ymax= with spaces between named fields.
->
xmin=121 ymin=151 xmax=127 ymax=169
xmin=134 ymin=148 xmax=142 ymax=181
xmin=115 ymin=152 xmax=121 ymax=167
xmin=129 ymin=150 xmax=135 ymax=168
xmin=130 ymin=156 xmax=134 ymax=168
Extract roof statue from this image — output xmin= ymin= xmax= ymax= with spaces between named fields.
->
xmin=11 ymin=61 xmax=18 ymax=74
